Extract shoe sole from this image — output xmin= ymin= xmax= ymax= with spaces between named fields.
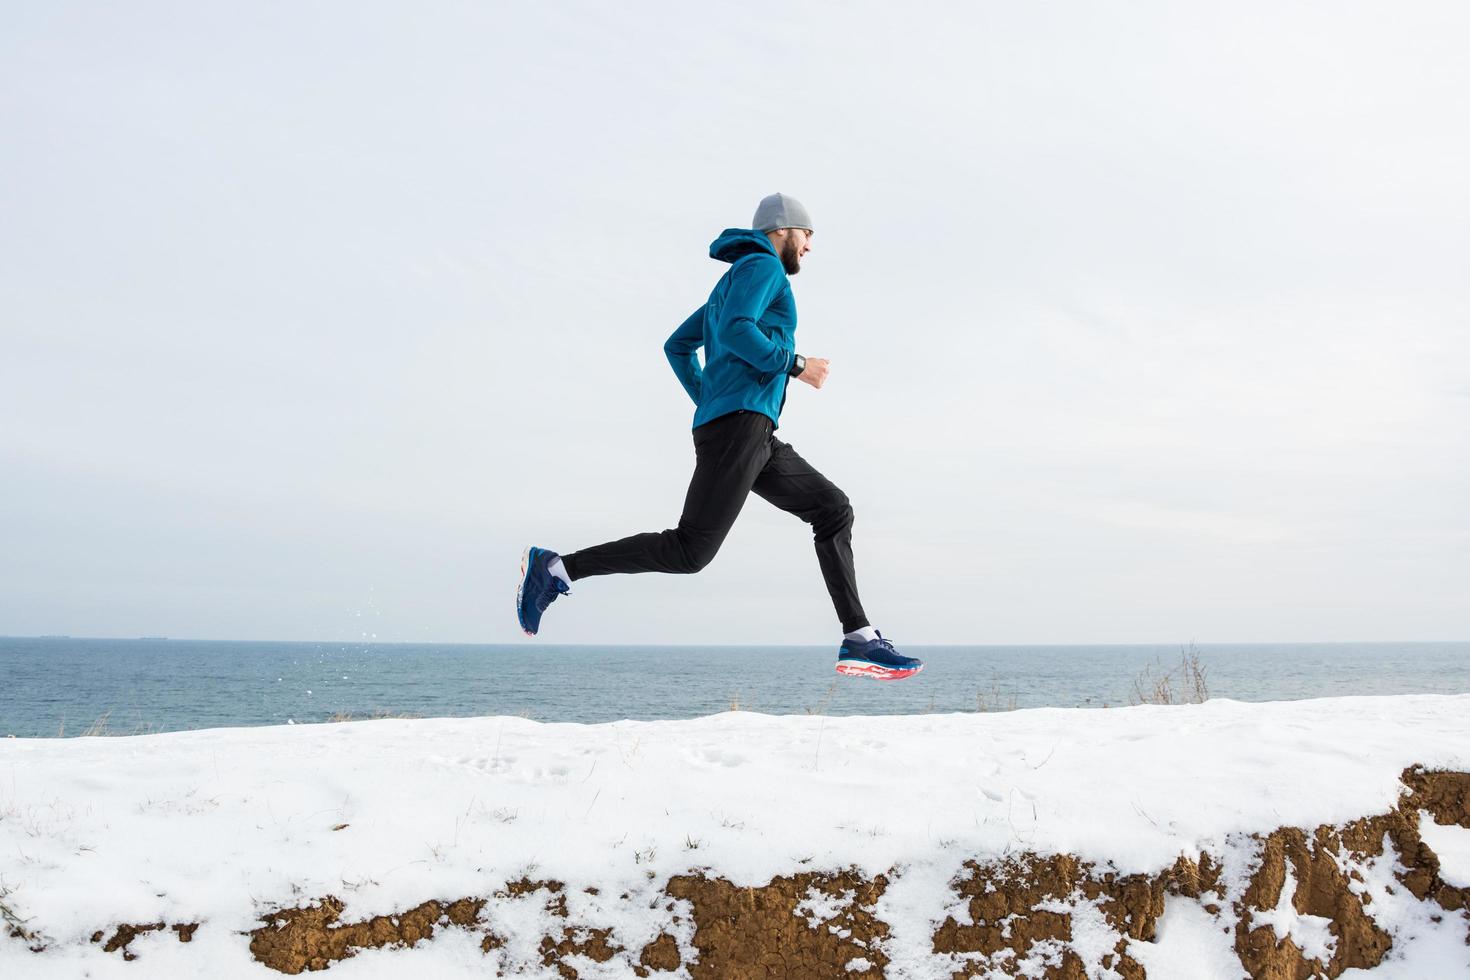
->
xmin=836 ymin=659 xmax=924 ymax=681
xmin=516 ymin=546 xmax=536 ymax=637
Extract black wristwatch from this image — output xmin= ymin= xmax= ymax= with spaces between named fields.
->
xmin=788 ymin=354 xmax=806 ymax=377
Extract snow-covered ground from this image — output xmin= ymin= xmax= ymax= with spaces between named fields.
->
xmin=2 ymin=694 xmax=1468 ymax=978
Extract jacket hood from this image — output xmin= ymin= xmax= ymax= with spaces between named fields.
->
xmin=709 ymin=228 xmax=777 ymax=264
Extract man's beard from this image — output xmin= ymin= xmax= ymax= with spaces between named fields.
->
xmin=780 ymin=237 xmax=802 ymax=275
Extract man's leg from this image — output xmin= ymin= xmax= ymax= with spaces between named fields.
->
xmin=750 ymin=438 xmax=869 ymax=634
xmin=561 ymin=412 xmax=773 ymax=581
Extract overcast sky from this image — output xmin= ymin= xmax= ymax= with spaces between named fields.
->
xmin=3 ymin=1 xmax=1467 ymax=645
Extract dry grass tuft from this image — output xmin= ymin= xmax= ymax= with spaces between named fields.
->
xmin=326 ymin=709 xmax=422 ymax=723
xmin=57 ymin=712 xmax=159 ymax=738
xmin=1 ymin=881 xmax=47 ymax=951
xmin=1129 ymin=644 xmax=1210 ymax=706
xmin=974 ymin=680 xmax=1019 ymax=713
xmin=804 ymin=680 xmax=840 ymax=716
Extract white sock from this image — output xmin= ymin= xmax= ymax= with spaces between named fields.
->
xmin=548 ymin=557 xmax=571 ymax=587
xmin=845 ymin=626 xmax=878 ymax=643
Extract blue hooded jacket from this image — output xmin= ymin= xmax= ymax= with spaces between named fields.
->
xmin=664 ymin=229 xmax=799 ymax=430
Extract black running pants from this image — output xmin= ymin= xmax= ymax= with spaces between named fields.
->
xmin=561 ymin=410 xmax=869 ymax=633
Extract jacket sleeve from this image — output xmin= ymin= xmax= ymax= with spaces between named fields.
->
xmin=664 ymin=307 xmax=706 ymax=405
xmin=716 ymin=256 xmax=796 ymax=376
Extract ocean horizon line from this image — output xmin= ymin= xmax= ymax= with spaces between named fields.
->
xmin=3 ymin=634 xmax=1468 ymax=648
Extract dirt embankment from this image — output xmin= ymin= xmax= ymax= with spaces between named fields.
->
xmin=25 ymin=766 xmax=1470 ymax=978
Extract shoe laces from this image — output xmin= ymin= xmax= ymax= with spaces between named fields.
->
xmin=536 ymin=577 xmax=570 ymax=612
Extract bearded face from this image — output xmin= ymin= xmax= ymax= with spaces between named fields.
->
xmin=765 ymin=227 xmax=812 ymax=275
xmin=779 ymin=235 xmax=803 ymax=275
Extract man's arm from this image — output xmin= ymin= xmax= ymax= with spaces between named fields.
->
xmin=664 ymin=307 xmax=705 ymax=405
xmin=716 ymin=256 xmax=796 ymax=376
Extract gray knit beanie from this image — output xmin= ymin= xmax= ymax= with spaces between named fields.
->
xmin=752 ymin=192 xmax=813 ymax=232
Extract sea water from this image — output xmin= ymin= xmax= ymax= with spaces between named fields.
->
xmin=2 ymin=637 xmax=1467 ymax=738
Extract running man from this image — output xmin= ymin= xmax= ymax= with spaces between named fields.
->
xmin=516 ymin=193 xmax=922 ymax=680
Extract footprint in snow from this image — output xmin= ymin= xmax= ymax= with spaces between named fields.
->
xmin=696 ymin=748 xmax=747 ymax=768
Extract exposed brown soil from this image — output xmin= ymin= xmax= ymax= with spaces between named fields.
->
xmin=247 ymin=895 xmax=486 ymax=974
xmin=11 ymin=766 xmax=1466 ymax=976
xmin=1228 ymin=767 xmax=1470 ymax=980
xmin=4 ymin=912 xmax=48 ymax=954
xmin=539 ymin=926 xmax=621 ymax=978
xmin=1401 ymin=766 xmax=1470 ymax=826
xmin=90 ymin=920 xmax=199 ymax=960
xmin=1235 ymin=825 xmax=1393 ymax=979
xmin=665 ymin=869 xmax=889 ymax=978
xmin=637 ymin=932 xmax=681 ymax=974
xmin=933 ymin=853 xmax=1159 ymax=978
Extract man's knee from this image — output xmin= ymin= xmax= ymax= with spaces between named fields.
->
xmin=673 ymin=532 xmax=720 ymax=573
xmin=679 ymin=549 xmax=716 ymax=574
xmin=814 ymin=491 xmax=854 ymax=540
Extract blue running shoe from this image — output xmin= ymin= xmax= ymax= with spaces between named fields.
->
xmin=836 ymin=631 xmax=923 ymax=681
xmin=517 ymin=546 xmax=570 ymax=636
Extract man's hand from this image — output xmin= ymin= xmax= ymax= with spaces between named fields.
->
xmin=797 ymin=357 xmax=830 ymax=389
